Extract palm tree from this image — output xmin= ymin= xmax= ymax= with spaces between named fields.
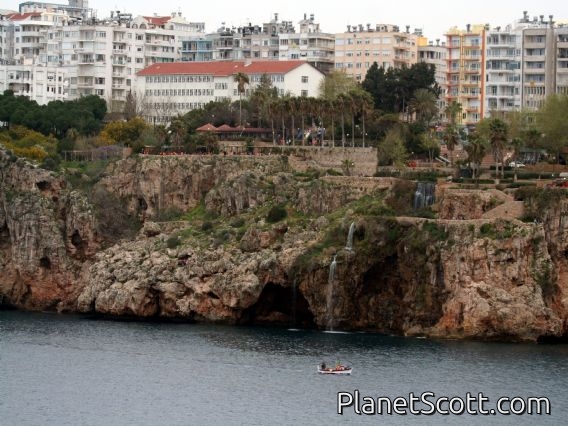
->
xmin=409 ymin=88 xmax=438 ymax=127
xmin=488 ymin=118 xmax=508 ymax=179
xmin=464 ymin=131 xmax=488 ymax=183
xmin=337 ymin=93 xmax=349 ymax=147
xmin=443 ymin=101 xmax=462 ymax=165
xmin=443 ymin=124 xmax=459 ymax=165
xmin=444 ymin=101 xmax=462 ymax=126
xmin=234 ymin=72 xmax=249 ymax=127
xmin=347 ymin=90 xmax=358 ymax=147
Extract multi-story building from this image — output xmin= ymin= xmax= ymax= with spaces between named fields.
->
xmin=136 ymin=60 xmax=325 ymax=125
xmin=443 ymin=13 xmax=568 ymax=125
xmin=557 ymin=25 xmax=568 ymax=96
xmin=485 ymin=22 xmax=523 ymax=117
xmin=418 ymin=38 xmax=447 ymax=119
xmin=445 ymin=24 xmax=486 ymax=126
xmin=278 ymin=14 xmax=334 ymax=74
xmin=180 ymin=13 xmax=335 ymax=74
xmin=521 ymin=15 xmax=556 ymax=110
xmin=334 ymin=24 xmax=419 ymax=82
xmin=0 ymin=6 xmax=204 ymax=110
xmin=0 ymin=62 xmax=68 ymax=102
xmin=18 ymin=0 xmax=89 ymax=19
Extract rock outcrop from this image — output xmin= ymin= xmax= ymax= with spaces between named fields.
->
xmin=3 ymin=148 xmax=568 ymax=342
xmin=0 ymin=150 xmax=99 ymax=310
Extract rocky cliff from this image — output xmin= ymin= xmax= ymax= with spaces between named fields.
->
xmin=2 ymin=148 xmax=568 ymax=342
xmin=0 ymin=150 xmax=99 ymax=310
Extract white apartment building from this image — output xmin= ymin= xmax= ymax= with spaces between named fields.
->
xmin=557 ymin=26 xmax=568 ymax=96
xmin=181 ymin=13 xmax=335 ymax=74
xmin=278 ymin=14 xmax=334 ymax=74
xmin=484 ymin=12 xmax=565 ymax=116
xmin=136 ymin=60 xmax=325 ymax=125
xmin=334 ymin=24 xmax=419 ymax=82
xmin=0 ymin=6 xmax=204 ymax=110
xmin=418 ymin=39 xmax=447 ymax=119
xmin=485 ymin=22 xmax=523 ymax=116
xmin=0 ymin=63 xmax=68 ymax=102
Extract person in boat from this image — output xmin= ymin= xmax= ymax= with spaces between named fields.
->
xmin=320 ymin=362 xmax=326 ymax=370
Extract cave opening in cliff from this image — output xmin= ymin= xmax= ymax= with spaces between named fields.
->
xmin=0 ymin=223 xmax=9 ymax=250
xmin=244 ymin=283 xmax=315 ymax=328
xmin=36 ymin=180 xmax=51 ymax=191
xmin=39 ymin=256 xmax=51 ymax=269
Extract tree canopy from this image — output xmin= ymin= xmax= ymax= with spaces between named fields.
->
xmin=362 ymin=62 xmax=439 ymax=114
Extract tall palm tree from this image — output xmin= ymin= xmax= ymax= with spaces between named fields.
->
xmin=347 ymin=90 xmax=358 ymax=147
xmin=464 ymin=131 xmax=488 ymax=183
xmin=444 ymin=100 xmax=462 ymax=126
xmin=443 ymin=101 xmax=462 ymax=165
xmin=443 ymin=124 xmax=459 ymax=165
xmin=337 ymin=93 xmax=349 ymax=147
xmin=409 ymin=88 xmax=438 ymax=127
xmin=234 ymin=72 xmax=249 ymax=127
xmin=359 ymin=91 xmax=373 ymax=148
xmin=488 ymin=118 xmax=508 ymax=179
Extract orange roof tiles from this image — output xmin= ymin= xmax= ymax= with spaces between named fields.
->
xmin=6 ymin=12 xmax=41 ymax=21
xmin=142 ymin=16 xmax=172 ymax=26
xmin=137 ymin=60 xmax=309 ymax=76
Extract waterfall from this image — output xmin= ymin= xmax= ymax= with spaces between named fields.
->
xmin=345 ymin=222 xmax=355 ymax=251
xmin=326 ymin=255 xmax=337 ymax=330
xmin=291 ymin=277 xmax=297 ymax=327
xmin=413 ymin=182 xmax=436 ymax=210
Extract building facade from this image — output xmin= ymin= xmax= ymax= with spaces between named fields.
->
xmin=334 ymin=24 xmax=419 ymax=82
xmin=180 ymin=13 xmax=335 ymax=74
xmin=0 ymin=62 xmax=68 ymax=102
xmin=136 ymin=60 xmax=325 ymax=125
xmin=0 ymin=6 xmax=204 ymax=109
xmin=418 ymin=39 xmax=447 ymax=119
xmin=445 ymin=24 xmax=486 ymax=126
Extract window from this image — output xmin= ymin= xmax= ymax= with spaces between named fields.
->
xmin=301 ymin=76 xmax=308 ymax=83
xmin=301 ymin=90 xmax=308 ymax=97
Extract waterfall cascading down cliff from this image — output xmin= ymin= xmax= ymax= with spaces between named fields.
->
xmin=345 ymin=222 xmax=355 ymax=251
xmin=413 ymin=182 xmax=436 ymax=210
xmin=326 ymin=255 xmax=337 ymax=330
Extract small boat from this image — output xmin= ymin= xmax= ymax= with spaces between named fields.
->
xmin=317 ymin=363 xmax=352 ymax=375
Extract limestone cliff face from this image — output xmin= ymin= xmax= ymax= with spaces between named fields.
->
xmin=76 ymin=222 xmax=312 ymax=324
xmin=0 ymin=150 xmax=99 ymax=310
xmin=98 ymin=155 xmax=290 ymax=220
xmin=295 ymin=217 xmax=559 ymax=342
xmin=4 ymin=149 xmax=568 ymax=342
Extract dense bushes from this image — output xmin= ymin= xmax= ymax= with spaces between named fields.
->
xmin=266 ymin=205 xmax=287 ymax=223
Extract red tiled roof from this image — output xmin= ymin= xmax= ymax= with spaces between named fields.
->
xmin=137 ymin=60 xmax=313 ymax=77
xmin=216 ymin=124 xmax=237 ymax=132
xmin=196 ymin=123 xmax=217 ymax=132
xmin=142 ymin=16 xmax=171 ymax=26
xmin=6 ymin=12 xmax=41 ymax=21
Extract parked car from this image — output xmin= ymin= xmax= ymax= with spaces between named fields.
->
xmin=509 ymin=161 xmax=526 ymax=168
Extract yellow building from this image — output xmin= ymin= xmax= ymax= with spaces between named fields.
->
xmin=334 ymin=24 xmax=419 ymax=82
xmin=445 ymin=24 xmax=486 ymax=126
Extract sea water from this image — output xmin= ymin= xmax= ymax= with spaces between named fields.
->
xmin=1 ymin=311 xmax=567 ymax=425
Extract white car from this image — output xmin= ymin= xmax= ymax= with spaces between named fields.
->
xmin=509 ymin=161 xmax=525 ymax=168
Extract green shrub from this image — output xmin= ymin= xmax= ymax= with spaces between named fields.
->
xmin=230 ymin=217 xmax=245 ymax=228
xmin=166 ymin=235 xmax=181 ymax=249
xmin=201 ymin=221 xmax=213 ymax=232
xmin=266 ymin=205 xmax=287 ymax=223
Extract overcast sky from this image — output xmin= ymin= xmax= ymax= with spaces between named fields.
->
xmin=5 ymin=0 xmax=566 ymax=40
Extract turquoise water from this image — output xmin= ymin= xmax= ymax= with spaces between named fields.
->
xmin=1 ymin=311 xmax=567 ymax=425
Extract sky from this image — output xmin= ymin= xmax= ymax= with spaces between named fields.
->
xmin=5 ymin=0 xmax=566 ymax=41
